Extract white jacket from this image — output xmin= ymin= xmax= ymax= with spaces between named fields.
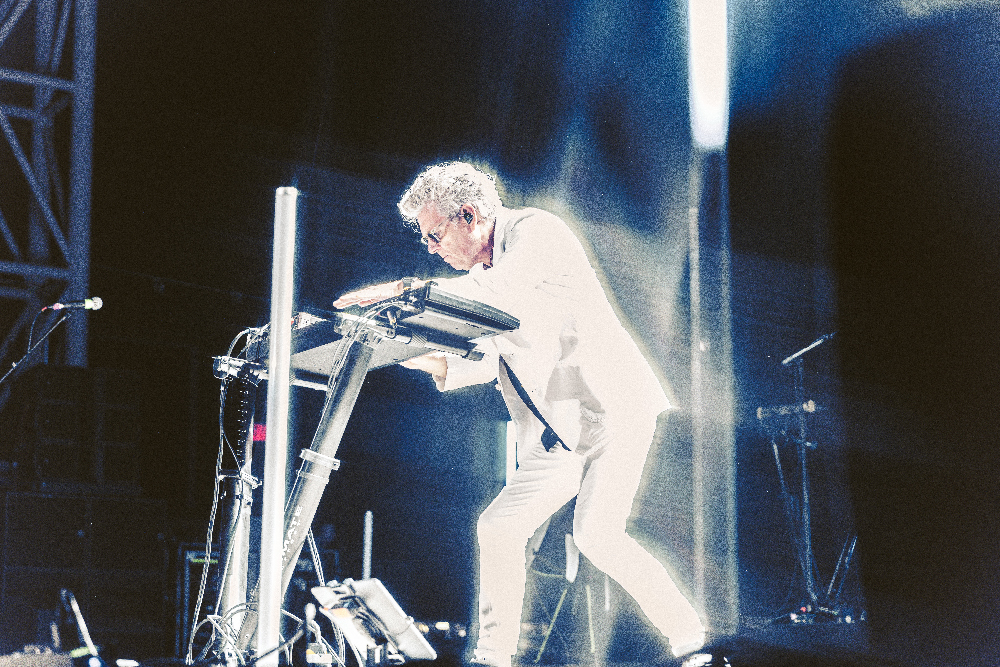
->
xmin=433 ymin=207 xmax=671 ymax=450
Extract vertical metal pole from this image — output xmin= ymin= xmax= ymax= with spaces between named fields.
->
xmin=794 ymin=359 xmax=819 ymax=606
xmin=688 ymin=0 xmax=733 ymax=627
xmin=66 ymin=0 xmax=96 ymax=366
xmin=719 ymin=156 xmax=738 ymax=632
xmin=30 ymin=0 xmax=55 ymax=279
xmin=256 ymin=187 xmax=298 ymax=664
xmin=688 ymin=149 xmax=739 ymax=633
xmin=688 ymin=150 xmax=706 ymax=610
xmin=713 ymin=153 xmax=739 ymax=632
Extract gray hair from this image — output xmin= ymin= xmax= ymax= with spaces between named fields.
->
xmin=397 ymin=161 xmax=503 ymax=230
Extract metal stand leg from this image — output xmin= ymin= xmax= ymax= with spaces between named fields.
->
xmin=532 ymin=578 xmax=600 ymax=665
xmin=826 ymin=534 xmax=858 ymax=610
xmin=216 ymin=469 xmax=254 ymax=644
xmin=237 ymin=335 xmax=377 ymax=652
xmin=534 ymin=585 xmax=570 ymax=663
xmin=216 ymin=379 xmax=260 ymax=651
xmin=792 ymin=359 xmax=820 ymax=609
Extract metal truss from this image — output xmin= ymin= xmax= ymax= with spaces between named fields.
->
xmin=0 ymin=0 xmax=95 ymax=396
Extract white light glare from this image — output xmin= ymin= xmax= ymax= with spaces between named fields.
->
xmin=688 ymin=0 xmax=729 ymax=148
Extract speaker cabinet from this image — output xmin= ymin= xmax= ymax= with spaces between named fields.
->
xmin=0 ymin=492 xmax=167 ymax=656
xmin=1 ymin=366 xmax=140 ymax=494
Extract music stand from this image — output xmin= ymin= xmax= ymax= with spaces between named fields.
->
xmin=312 ymin=579 xmax=437 ymax=667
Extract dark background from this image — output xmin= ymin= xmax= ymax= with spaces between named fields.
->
xmin=1 ymin=1 xmax=999 ymax=665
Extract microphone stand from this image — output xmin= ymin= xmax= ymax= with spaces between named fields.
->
xmin=765 ymin=332 xmax=860 ymax=623
xmin=0 ymin=310 xmax=72 ymax=390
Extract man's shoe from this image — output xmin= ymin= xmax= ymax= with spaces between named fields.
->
xmin=468 ymin=648 xmax=512 ymax=667
xmin=678 ymin=653 xmax=729 ymax=667
xmin=670 ymin=629 xmax=707 ymax=658
xmin=672 ymin=633 xmax=731 ymax=667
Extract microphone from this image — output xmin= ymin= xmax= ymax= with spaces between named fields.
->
xmin=50 ymin=297 xmax=103 ymax=311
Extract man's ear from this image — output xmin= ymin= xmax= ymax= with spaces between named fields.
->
xmin=460 ymin=203 xmax=476 ymax=224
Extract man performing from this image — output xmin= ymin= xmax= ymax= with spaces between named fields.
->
xmin=333 ymin=161 xmax=705 ymax=666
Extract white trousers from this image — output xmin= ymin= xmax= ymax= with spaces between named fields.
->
xmin=474 ymin=411 xmax=705 ymax=660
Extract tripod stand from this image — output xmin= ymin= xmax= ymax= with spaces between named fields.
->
xmin=757 ymin=333 xmax=861 ymax=624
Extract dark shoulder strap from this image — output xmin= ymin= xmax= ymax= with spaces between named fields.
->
xmin=499 ymin=357 xmax=569 ymax=452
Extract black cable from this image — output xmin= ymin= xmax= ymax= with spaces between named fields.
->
xmin=246 ymin=618 xmax=307 ymax=667
xmin=186 ymin=406 xmax=225 ymax=664
xmin=187 ymin=327 xmax=257 ymax=664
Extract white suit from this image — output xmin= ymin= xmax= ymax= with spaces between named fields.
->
xmin=433 ymin=207 xmax=705 ymax=662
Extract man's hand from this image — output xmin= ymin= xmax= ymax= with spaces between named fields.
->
xmin=400 ymin=351 xmax=448 ymax=380
xmin=332 ymin=279 xmax=424 ymax=309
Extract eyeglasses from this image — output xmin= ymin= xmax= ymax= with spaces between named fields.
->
xmin=419 ymin=219 xmax=449 ymax=246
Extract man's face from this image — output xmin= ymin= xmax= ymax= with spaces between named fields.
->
xmin=417 ymin=203 xmax=492 ymax=271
